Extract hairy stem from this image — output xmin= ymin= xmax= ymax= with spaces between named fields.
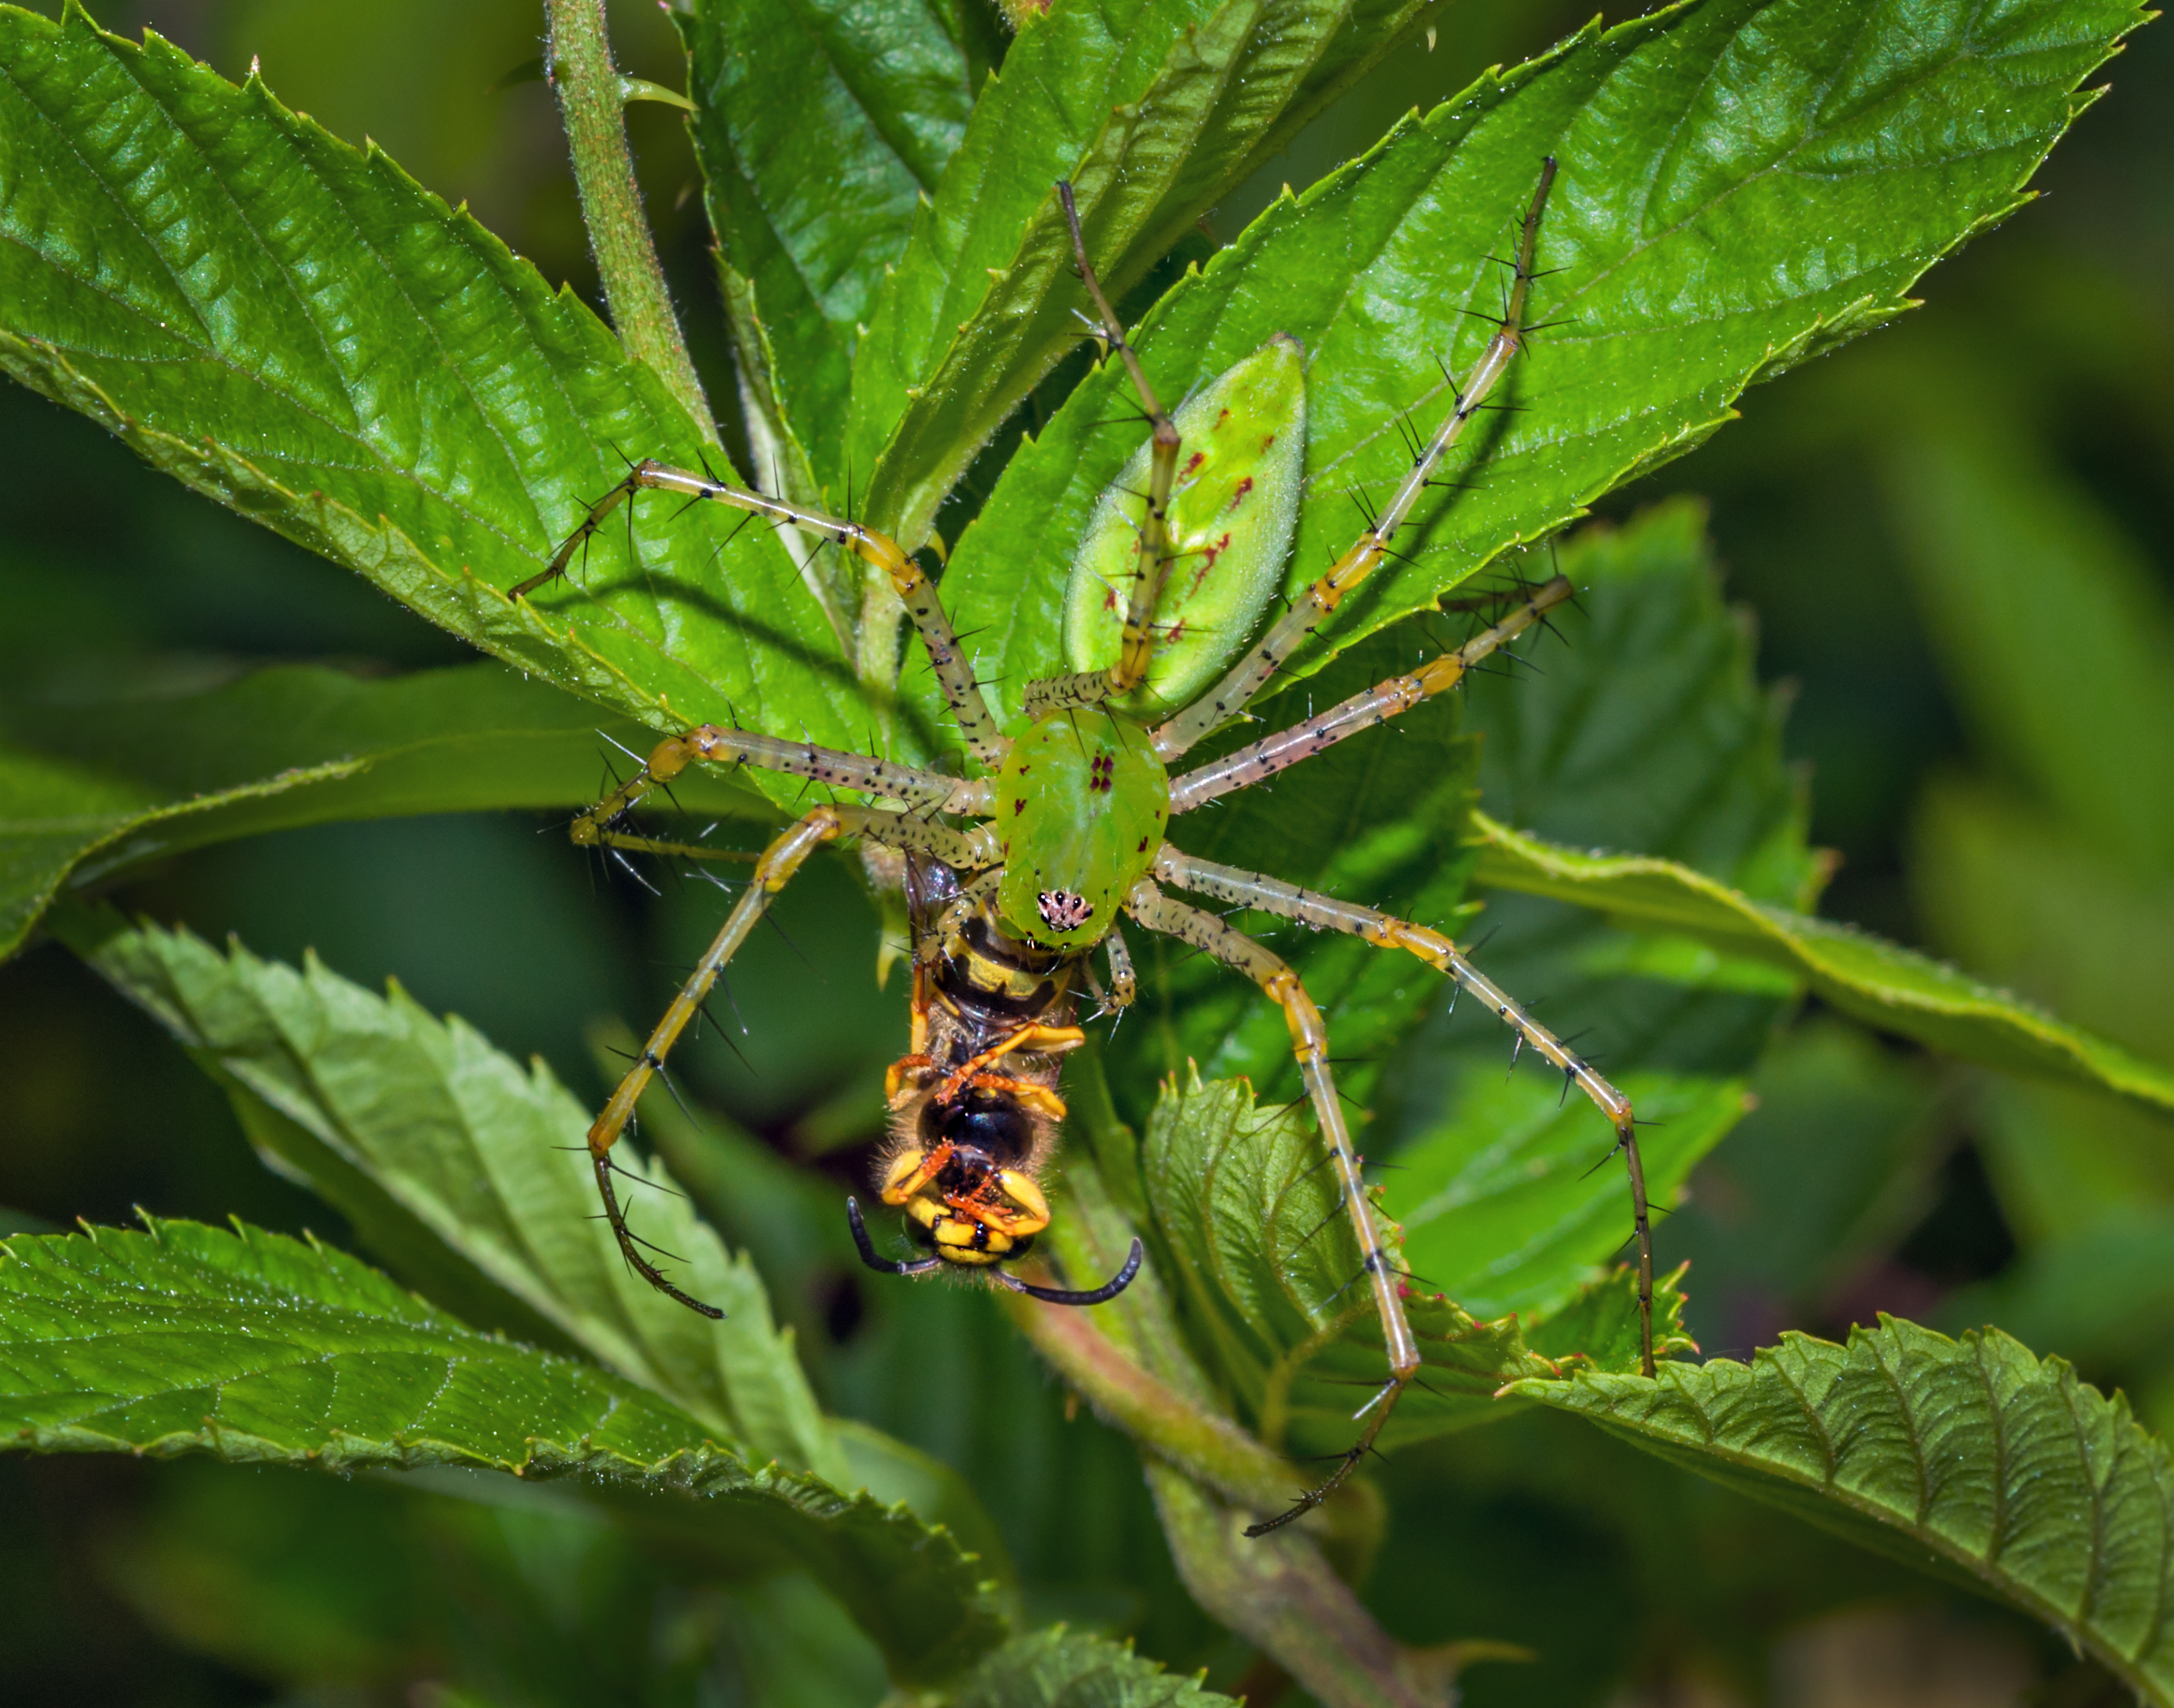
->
xmin=545 ymin=0 xmax=715 ymax=438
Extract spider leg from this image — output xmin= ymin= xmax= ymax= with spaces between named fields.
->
xmin=1022 ymin=181 xmax=1183 ymax=718
xmin=1167 ymin=573 xmax=1573 ymax=811
xmin=1153 ymin=158 xmax=1559 ymax=761
xmin=513 ymin=466 xmax=1011 ymax=769
xmin=590 ymin=803 xmax=995 ymax=1314
xmin=1122 ymin=878 xmax=1417 ymax=1536
xmin=572 ymin=725 xmax=990 ymax=868
xmin=1101 ymin=924 xmax=1138 ymax=1013
xmin=1150 ymin=845 xmax=1654 ymax=1381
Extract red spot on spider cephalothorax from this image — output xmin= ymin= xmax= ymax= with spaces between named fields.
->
xmin=1182 ymin=451 xmax=1207 ymax=478
xmin=1013 ymin=799 xmax=1028 ymax=815
xmin=1227 ymin=476 xmax=1254 ymax=511
xmin=1167 ymin=621 xmax=1186 ymax=644
xmin=1137 ymin=836 xmax=1149 ymax=852
xmin=1215 ymin=407 xmax=1233 ymax=429
xmin=1101 ymin=586 xmax=1120 ymax=612
xmin=1260 ymin=433 xmax=1276 ymax=450
xmin=1088 ymin=752 xmax=1115 ymax=794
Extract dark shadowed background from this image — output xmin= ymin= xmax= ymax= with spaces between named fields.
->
xmin=2 ymin=1 xmax=2169 ymax=1702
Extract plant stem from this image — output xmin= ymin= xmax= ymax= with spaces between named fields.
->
xmin=544 ymin=0 xmax=715 ymax=439
xmin=1148 ymin=1465 xmax=1447 ymax=1708
xmin=1005 ymin=1291 xmax=1289 ymax=1508
xmin=1006 ymin=1133 xmax=1429 ymax=1704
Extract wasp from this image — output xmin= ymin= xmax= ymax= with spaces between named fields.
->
xmin=848 ymin=855 xmax=1142 ymax=1306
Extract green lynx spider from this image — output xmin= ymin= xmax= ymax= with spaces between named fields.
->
xmin=513 ymin=158 xmax=1652 ymax=1533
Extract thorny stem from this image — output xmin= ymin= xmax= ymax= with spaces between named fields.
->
xmin=545 ymin=0 xmax=715 ymax=440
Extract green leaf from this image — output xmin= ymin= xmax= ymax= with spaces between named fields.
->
xmin=0 ymin=6 xmax=868 ymax=775
xmin=0 ymin=659 xmax=767 ymax=961
xmin=1134 ymin=1068 xmax=1693 ymax=1460
xmin=0 ymin=1215 xmax=1006 ymax=1686
xmin=848 ymin=0 xmax=1436 ymax=552
xmin=680 ymin=0 xmax=1001 ymax=488
xmin=1371 ymin=502 xmax=1812 ymax=1325
xmin=1471 ymin=814 xmax=2174 ymax=1119
xmin=942 ymin=1626 xmax=1240 ymax=1708
xmin=1470 ymin=497 xmax=1819 ymax=910
xmin=933 ymin=0 xmax=2143 ymax=730
xmin=1879 ymin=367 xmax=2174 ymax=875
xmin=1516 ymin=1319 xmax=2174 ymax=1706
xmin=57 ymin=905 xmax=843 ymax=1485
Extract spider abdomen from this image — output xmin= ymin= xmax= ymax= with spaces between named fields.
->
xmin=1061 ymin=333 xmax=1308 ymax=711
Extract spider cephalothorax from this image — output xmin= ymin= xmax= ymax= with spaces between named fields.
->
xmin=524 ymin=157 xmax=1648 ymax=1534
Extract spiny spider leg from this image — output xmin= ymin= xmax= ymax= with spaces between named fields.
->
xmin=590 ymin=799 xmax=999 ymax=1314
xmin=1149 ymin=843 xmax=1654 ymax=1380
xmin=573 ymin=724 xmax=988 ymax=856
xmin=511 ymin=467 xmax=1010 ymax=770
xmin=1101 ymin=924 xmax=1138 ymax=1013
xmin=1167 ymin=573 xmax=1572 ymax=811
xmin=1023 ymin=179 xmax=1184 ymax=717
xmin=1121 ymin=879 xmax=1417 ymax=1535
xmin=1152 ymin=157 xmax=1559 ymax=761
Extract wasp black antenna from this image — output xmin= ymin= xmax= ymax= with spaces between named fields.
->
xmin=994 ymin=1238 xmax=1145 ymax=1307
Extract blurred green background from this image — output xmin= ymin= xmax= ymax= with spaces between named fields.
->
xmin=1 ymin=1 xmax=2169 ymax=1702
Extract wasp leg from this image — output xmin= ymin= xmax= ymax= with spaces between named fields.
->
xmin=878 ymin=1140 xmax=956 ymax=1208
xmin=929 ymin=1022 xmax=1087 ymax=1106
xmin=956 ymin=1072 xmax=1068 ymax=1124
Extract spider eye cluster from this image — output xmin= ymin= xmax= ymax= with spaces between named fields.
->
xmin=1037 ymin=889 xmax=1094 ymax=931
